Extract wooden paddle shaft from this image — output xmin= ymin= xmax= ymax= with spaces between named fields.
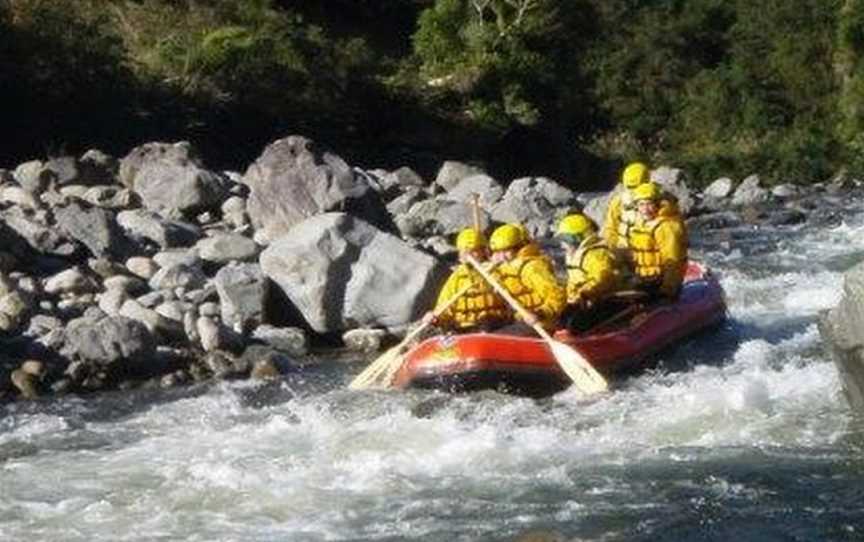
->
xmin=401 ymin=281 xmax=475 ymax=346
xmin=466 ymin=254 xmax=608 ymax=393
xmin=464 ymin=254 xmax=551 ymax=340
xmin=404 ymin=260 xmax=500 ymax=345
xmin=471 ymin=193 xmax=482 ymax=234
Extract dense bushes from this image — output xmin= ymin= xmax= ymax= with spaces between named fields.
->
xmin=0 ymin=0 xmax=137 ymax=159
xmin=2 ymin=0 xmax=864 ymax=185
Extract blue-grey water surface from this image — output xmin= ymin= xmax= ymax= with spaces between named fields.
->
xmin=2 ymin=201 xmax=864 ymax=541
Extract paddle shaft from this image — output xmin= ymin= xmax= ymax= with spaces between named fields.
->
xmin=401 ymin=281 xmax=475 ymax=346
xmin=348 ymin=279 xmax=477 ymax=389
xmin=471 ymin=193 xmax=482 ymax=234
xmin=464 ymin=254 xmax=550 ymax=338
xmin=465 ymin=253 xmax=609 ymax=393
xmin=393 ymin=259 xmax=501 ymax=349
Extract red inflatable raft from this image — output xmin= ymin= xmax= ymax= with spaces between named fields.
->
xmin=392 ymin=262 xmax=726 ymax=396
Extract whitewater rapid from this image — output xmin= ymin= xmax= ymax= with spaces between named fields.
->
xmin=2 ymin=209 xmax=864 ymax=541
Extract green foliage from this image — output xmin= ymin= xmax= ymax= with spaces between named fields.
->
xmin=587 ymin=0 xmax=845 ymax=185
xmin=411 ymin=0 xmax=595 ymax=133
xmin=116 ymin=0 xmax=375 ymax=114
xmin=839 ymin=0 xmax=864 ymax=52
xmin=4 ymin=0 xmax=864 ymax=185
xmin=0 ymin=0 xmax=135 ymax=160
xmin=587 ymin=0 xmax=736 ymax=149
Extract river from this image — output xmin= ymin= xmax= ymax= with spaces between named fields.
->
xmin=2 ymin=201 xmax=864 ymax=541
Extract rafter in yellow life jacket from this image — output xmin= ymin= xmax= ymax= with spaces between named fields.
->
xmin=434 ymin=263 xmax=511 ymax=329
xmin=564 ymin=234 xmax=623 ymax=304
xmin=628 ymin=215 xmax=688 ymax=297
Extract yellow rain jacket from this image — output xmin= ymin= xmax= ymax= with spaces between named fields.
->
xmin=434 ymin=263 xmax=511 ymax=330
xmin=564 ymin=234 xmax=622 ymax=305
xmin=603 ymin=188 xmax=681 ymax=249
xmin=497 ymin=243 xmax=566 ymax=329
xmin=627 ymin=215 xmax=688 ymax=297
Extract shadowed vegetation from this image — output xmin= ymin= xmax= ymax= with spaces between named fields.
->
xmin=0 ymin=0 xmax=861 ymax=187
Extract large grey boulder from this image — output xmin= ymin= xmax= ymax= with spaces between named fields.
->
xmin=63 ymin=315 xmax=156 ymax=370
xmin=260 ymin=213 xmax=444 ymax=333
xmin=490 ymin=177 xmax=577 ymax=237
xmin=243 ymin=136 xmax=389 ymax=243
xmin=819 ymin=260 xmax=864 ymax=413
xmin=119 ymin=141 xmax=227 ymax=218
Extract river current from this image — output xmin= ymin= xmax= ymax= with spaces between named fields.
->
xmin=2 ymin=201 xmax=864 ymax=541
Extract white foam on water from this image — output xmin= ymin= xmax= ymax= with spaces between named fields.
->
xmin=722 ymin=269 xmax=844 ymax=322
xmin=3 ymin=210 xmax=864 ymax=541
xmin=0 ymin=412 xmax=71 ymax=445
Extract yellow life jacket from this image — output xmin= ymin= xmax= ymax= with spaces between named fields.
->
xmin=605 ymin=188 xmax=681 ymax=250
xmin=564 ymin=234 xmax=621 ymax=303
xmin=627 ymin=216 xmax=688 ymax=295
xmin=435 ymin=263 xmax=511 ymax=329
xmin=497 ymin=244 xmax=566 ymax=328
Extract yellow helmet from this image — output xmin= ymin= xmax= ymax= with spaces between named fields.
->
xmin=556 ymin=214 xmax=596 ymax=240
xmin=632 ymin=181 xmax=662 ymax=202
xmin=455 ymin=228 xmax=486 ymax=251
xmin=622 ymin=162 xmax=650 ymax=189
xmin=489 ymin=223 xmax=525 ymax=252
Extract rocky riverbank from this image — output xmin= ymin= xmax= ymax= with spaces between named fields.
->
xmin=0 ymin=134 xmax=860 ymax=402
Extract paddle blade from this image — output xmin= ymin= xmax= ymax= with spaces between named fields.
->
xmin=348 ymin=346 xmax=405 ymax=390
xmin=548 ymin=340 xmax=609 ymax=394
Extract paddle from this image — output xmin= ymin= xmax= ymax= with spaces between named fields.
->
xmin=348 ymin=281 xmax=478 ymax=390
xmin=465 ymin=254 xmax=609 ymax=395
xmin=471 ymin=192 xmax=482 ymax=235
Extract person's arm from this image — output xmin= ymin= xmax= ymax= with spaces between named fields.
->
xmin=656 ymin=221 xmax=688 ymax=297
